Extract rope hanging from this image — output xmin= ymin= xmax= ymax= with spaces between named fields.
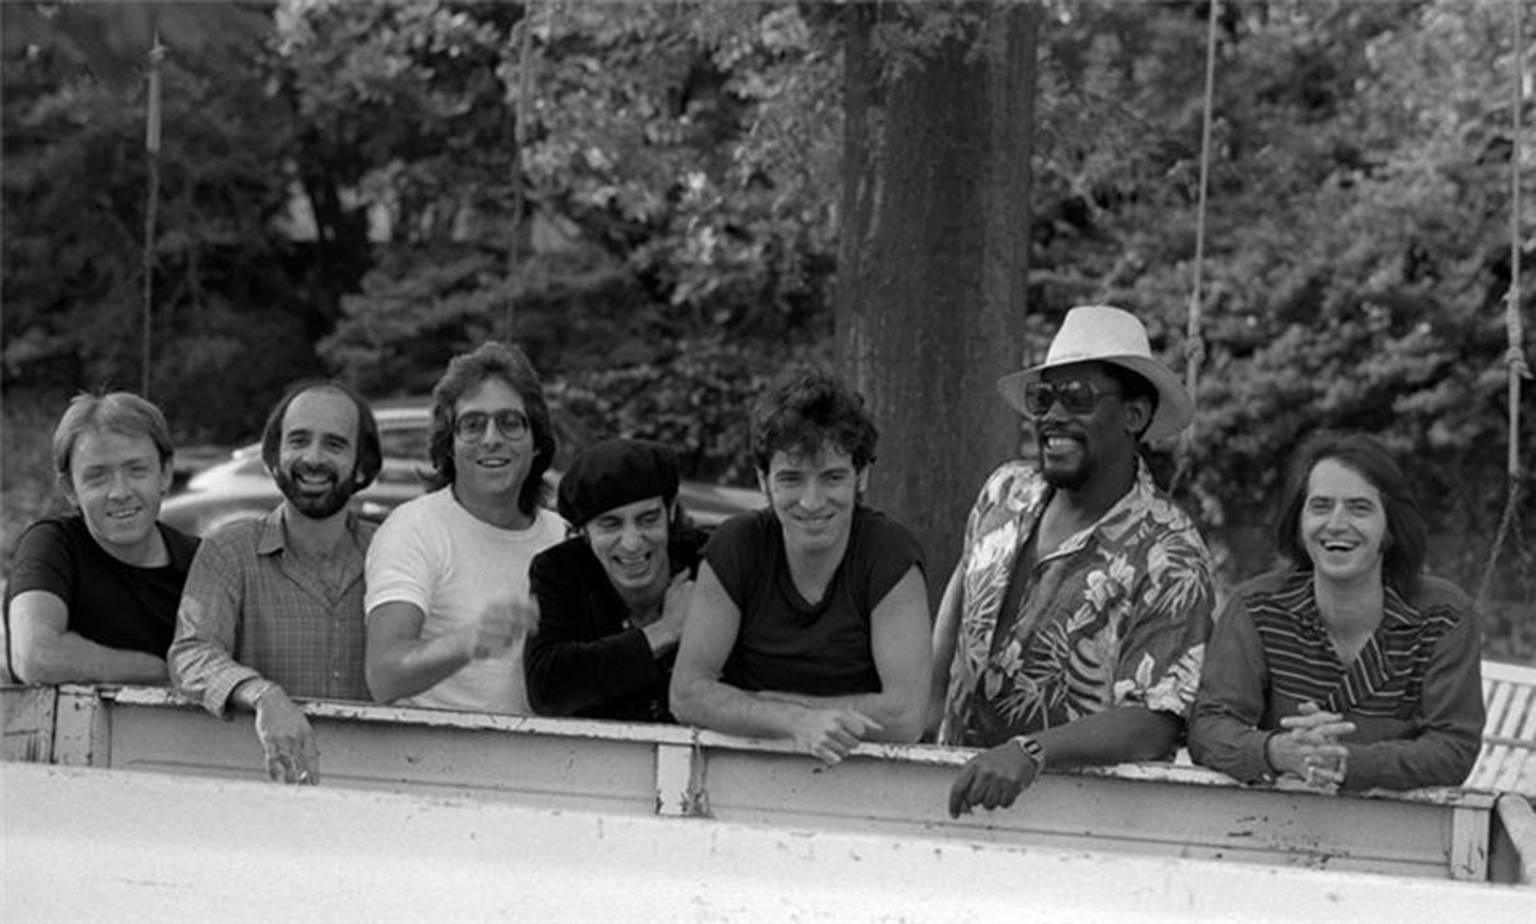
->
xmin=1478 ymin=0 xmax=1531 ymax=608
xmin=140 ymin=28 xmax=166 ymax=398
xmin=505 ymin=2 xmax=540 ymax=341
xmin=1171 ymin=0 xmax=1219 ymax=491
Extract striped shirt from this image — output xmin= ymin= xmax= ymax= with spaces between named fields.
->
xmin=170 ymin=507 xmax=375 ymax=716
xmin=1250 ymin=572 xmax=1457 ymax=718
xmin=1189 ymin=568 xmax=1483 ymax=790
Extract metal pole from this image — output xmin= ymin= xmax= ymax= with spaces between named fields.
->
xmin=140 ymin=30 xmax=165 ymax=398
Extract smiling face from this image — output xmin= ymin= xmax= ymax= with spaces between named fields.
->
xmin=273 ymin=388 xmax=361 ymax=521
xmin=63 ymin=429 xmax=174 ymax=564
xmin=585 ymin=496 xmax=672 ymax=598
xmin=760 ymin=446 xmax=866 ymax=558
xmin=451 ymin=377 xmax=534 ymax=512
xmin=1034 ymin=362 xmax=1145 ymax=492
xmin=1300 ymin=457 xmax=1388 ymax=588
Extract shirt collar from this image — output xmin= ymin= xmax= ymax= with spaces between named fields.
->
xmin=256 ymin=505 xmax=288 ymax=557
xmin=255 ymin=504 xmax=365 ymax=557
xmin=1031 ymin=456 xmax=1161 ymax=555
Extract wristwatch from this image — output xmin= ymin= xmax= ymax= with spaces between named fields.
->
xmin=1011 ymin=734 xmax=1046 ymax=772
xmin=241 ymin=678 xmax=279 ymax=710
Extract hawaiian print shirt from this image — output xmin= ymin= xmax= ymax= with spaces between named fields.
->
xmin=938 ymin=459 xmax=1215 ymax=748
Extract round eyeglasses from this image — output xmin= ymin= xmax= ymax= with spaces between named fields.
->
xmin=454 ymin=410 xmax=530 ymax=441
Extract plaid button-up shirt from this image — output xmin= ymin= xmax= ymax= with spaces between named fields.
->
xmin=170 ymin=506 xmax=374 ymax=716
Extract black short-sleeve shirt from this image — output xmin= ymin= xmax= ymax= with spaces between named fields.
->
xmin=4 ymin=513 xmax=200 ymax=676
xmin=705 ymin=506 xmax=926 ymax=697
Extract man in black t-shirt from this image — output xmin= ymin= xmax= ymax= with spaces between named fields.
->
xmin=669 ymin=368 xmax=932 ymax=764
xmin=5 ymin=392 xmax=198 ymax=684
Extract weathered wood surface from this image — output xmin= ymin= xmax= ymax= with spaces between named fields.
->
xmin=1492 ymin=794 xmax=1536 ymax=886
xmin=1472 ymin=660 xmax=1536 ymax=795
xmin=0 ymin=684 xmax=54 ymax=762
xmin=4 ymin=762 xmax=1533 ymax=924
xmin=1 ymin=684 xmax=1523 ymax=884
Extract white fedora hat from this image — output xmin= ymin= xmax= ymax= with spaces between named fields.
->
xmin=996 ymin=305 xmax=1194 ymax=444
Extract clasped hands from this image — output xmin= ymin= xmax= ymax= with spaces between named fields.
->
xmin=1267 ymin=700 xmax=1354 ymax=791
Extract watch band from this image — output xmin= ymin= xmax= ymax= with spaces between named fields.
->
xmin=242 ymin=678 xmax=278 ymax=710
xmin=1011 ymin=734 xmax=1046 ymax=771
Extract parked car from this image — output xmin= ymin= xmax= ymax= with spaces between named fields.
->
xmin=160 ymin=402 xmax=763 ymax=537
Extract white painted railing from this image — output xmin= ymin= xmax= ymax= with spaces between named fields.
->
xmin=3 ymin=683 xmax=1533 ymax=886
xmin=5 ymin=762 xmax=1533 ymax=924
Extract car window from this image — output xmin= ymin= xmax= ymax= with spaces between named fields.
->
xmin=376 ymin=418 xmax=431 ymax=486
xmin=380 ymin=423 xmax=429 ymax=463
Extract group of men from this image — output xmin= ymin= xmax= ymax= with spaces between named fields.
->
xmin=5 ymin=306 xmax=1217 ymax=815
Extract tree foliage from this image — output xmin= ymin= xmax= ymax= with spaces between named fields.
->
xmin=3 ymin=0 xmax=1533 ymax=655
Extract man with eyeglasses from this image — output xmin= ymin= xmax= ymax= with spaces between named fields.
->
xmin=171 ymin=380 xmax=382 ymax=784
xmin=931 ymin=305 xmax=1216 ymax=817
xmin=363 ymin=341 xmax=566 ymax=714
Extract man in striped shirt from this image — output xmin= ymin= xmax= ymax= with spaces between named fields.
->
xmin=170 ymin=381 xmax=382 ymax=785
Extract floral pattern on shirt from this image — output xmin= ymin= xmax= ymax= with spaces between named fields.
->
xmin=939 ymin=460 xmax=1215 ymax=747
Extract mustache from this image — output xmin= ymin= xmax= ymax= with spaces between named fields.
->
xmin=1037 ymin=425 xmax=1083 ymax=440
xmin=288 ymin=460 xmax=339 ymax=480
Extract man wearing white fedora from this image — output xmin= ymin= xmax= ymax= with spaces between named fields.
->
xmin=931 ymin=305 xmax=1216 ymax=817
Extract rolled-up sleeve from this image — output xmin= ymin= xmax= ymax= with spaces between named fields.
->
xmin=1188 ymin=593 xmax=1277 ymax=783
xmin=168 ymin=535 xmax=260 ymax=718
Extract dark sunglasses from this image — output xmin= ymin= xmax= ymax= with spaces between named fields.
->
xmin=454 ymin=410 xmax=530 ymax=441
xmin=1022 ymin=380 xmax=1122 ymax=417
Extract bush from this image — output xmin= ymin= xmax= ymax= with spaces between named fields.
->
xmin=549 ymin=335 xmax=829 ymax=486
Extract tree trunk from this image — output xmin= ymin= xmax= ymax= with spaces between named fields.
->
xmin=836 ymin=3 xmax=1037 ymax=595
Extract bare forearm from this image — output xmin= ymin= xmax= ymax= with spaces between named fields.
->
xmin=758 ymin=690 xmax=924 ymax=743
xmin=366 ymin=636 xmax=471 ymax=703
xmin=671 ymin=677 xmax=807 ymax=741
xmin=15 ymin=634 xmax=167 ymax=685
xmin=1032 ymin=707 xmax=1182 ymax=770
xmin=926 ymin=567 xmax=964 ymax=739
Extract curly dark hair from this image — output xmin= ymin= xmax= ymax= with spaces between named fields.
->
xmin=259 ymin=379 xmax=383 ymax=490
xmin=1273 ymin=431 xmax=1427 ymax=597
xmin=750 ymin=365 xmax=877 ymax=474
xmin=425 ymin=341 xmax=555 ymax=516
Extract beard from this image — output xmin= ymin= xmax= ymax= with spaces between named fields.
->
xmin=1038 ymin=431 xmax=1094 ymax=492
xmin=1041 ymin=462 xmax=1090 ymax=491
xmin=275 ymin=461 xmax=358 ymax=519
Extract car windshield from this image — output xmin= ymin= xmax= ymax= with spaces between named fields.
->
xmin=381 ymin=424 xmax=429 ymax=463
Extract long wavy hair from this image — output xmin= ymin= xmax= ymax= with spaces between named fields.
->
xmin=1273 ymin=431 xmax=1427 ymax=597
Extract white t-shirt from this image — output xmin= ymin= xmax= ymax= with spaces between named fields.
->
xmin=365 ymin=487 xmax=567 ymax=714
